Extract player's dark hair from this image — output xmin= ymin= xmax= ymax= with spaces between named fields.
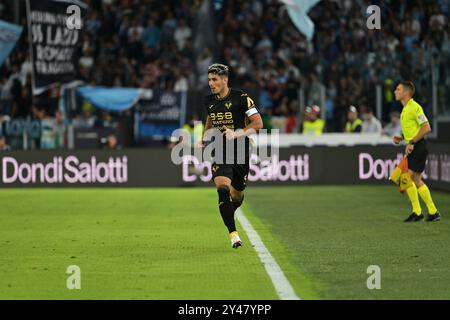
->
xmin=399 ymin=80 xmax=415 ymax=96
xmin=208 ymin=63 xmax=229 ymax=76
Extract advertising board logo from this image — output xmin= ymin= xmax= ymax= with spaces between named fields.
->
xmin=1 ymin=156 xmax=128 ymax=184
xmin=182 ymin=153 xmax=309 ymax=183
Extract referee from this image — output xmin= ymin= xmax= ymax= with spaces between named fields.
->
xmin=393 ymin=81 xmax=441 ymax=222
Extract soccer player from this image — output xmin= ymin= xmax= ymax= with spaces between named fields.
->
xmin=393 ymin=80 xmax=441 ymax=222
xmin=201 ymin=63 xmax=263 ymax=248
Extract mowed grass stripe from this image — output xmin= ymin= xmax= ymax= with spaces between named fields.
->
xmin=245 ymin=185 xmax=450 ymax=299
xmin=0 ymin=188 xmax=278 ymax=299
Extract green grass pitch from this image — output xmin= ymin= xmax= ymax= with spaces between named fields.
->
xmin=0 ymin=186 xmax=449 ymax=299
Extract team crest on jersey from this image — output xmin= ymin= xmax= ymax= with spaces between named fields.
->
xmin=225 ymin=102 xmax=232 ymax=109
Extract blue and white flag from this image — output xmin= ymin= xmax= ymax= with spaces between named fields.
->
xmin=0 ymin=19 xmax=23 ymax=67
xmin=77 ymin=86 xmax=142 ymax=112
xmin=280 ymin=0 xmax=321 ymax=41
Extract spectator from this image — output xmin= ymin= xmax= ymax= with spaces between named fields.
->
xmin=142 ymin=17 xmax=161 ymax=49
xmin=382 ymin=112 xmax=403 ymax=137
xmin=73 ymin=102 xmax=96 ymax=128
xmin=344 ymin=106 xmax=362 ymax=133
xmin=174 ymin=19 xmax=192 ymax=50
xmin=361 ymin=107 xmax=382 ymax=134
xmin=0 ymin=135 xmax=11 ymax=151
xmin=103 ymin=133 xmax=121 ymax=150
xmin=181 ymin=114 xmax=204 ymax=146
xmin=128 ymin=18 xmax=144 ymax=41
xmin=174 ymin=71 xmax=189 ymax=92
xmin=302 ymin=105 xmax=325 ymax=136
xmin=196 ymin=48 xmax=213 ymax=88
xmin=39 ymin=109 xmax=57 ymax=150
xmin=54 ymin=110 xmax=66 ymax=149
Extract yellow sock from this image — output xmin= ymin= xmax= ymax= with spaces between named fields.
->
xmin=406 ymin=184 xmax=422 ymax=215
xmin=417 ymin=184 xmax=438 ymax=215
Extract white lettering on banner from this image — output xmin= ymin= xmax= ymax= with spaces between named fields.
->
xmin=46 ymin=26 xmax=79 ymax=46
xmin=30 ymin=11 xmax=68 ymax=25
xmin=249 ymin=154 xmax=309 ymax=182
xmin=359 ymin=153 xmax=404 ymax=180
xmin=181 ymin=154 xmax=309 ymax=183
xmin=36 ymin=45 xmax=75 ymax=61
xmin=2 ymin=156 xmax=128 ymax=184
xmin=28 ymin=4 xmax=83 ymax=88
xmin=182 ymin=155 xmax=212 ymax=182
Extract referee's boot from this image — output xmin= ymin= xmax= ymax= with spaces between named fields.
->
xmin=426 ymin=212 xmax=441 ymax=222
xmin=404 ymin=212 xmax=424 ymax=222
xmin=230 ymin=231 xmax=242 ymax=249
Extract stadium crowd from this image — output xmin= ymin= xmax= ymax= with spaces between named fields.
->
xmin=217 ymin=0 xmax=449 ymax=133
xmin=0 ymin=0 xmax=449 ymax=149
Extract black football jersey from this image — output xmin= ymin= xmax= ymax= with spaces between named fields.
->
xmin=204 ymin=88 xmax=260 ymax=164
xmin=204 ymin=88 xmax=259 ymax=131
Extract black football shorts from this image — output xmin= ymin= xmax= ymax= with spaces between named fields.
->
xmin=408 ymin=139 xmax=428 ymax=173
xmin=211 ymin=162 xmax=250 ymax=191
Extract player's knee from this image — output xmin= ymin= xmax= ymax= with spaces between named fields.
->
xmin=414 ymin=176 xmax=423 ymax=187
xmin=410 ymin=172 xmax=422 ymax=184
xmin=217 ymin=185 xmax=231 ymax=202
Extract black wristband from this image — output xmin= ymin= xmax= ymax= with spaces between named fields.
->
xmin=409 ymin=140 xmax=415 ymax=145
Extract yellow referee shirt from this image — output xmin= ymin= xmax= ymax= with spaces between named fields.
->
xmin=400 ymin=98 xmax=428 ymax=142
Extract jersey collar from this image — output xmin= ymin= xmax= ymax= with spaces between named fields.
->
xmin=405 ymin=98 xmax=414 ymax=108
xmin=215 ymin=88 xmax=231 ymax=101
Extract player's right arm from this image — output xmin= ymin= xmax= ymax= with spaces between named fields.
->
xmin=393 ymin=134 xmax=403 ymax=144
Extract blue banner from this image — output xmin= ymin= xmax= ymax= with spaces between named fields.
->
xmin=77 ymin=86 xmax=141 ymax=112
xmin=137 ymin=90 xmax=187 ymax=140
xmin=0 ymin=19 xmax=23 ymax=67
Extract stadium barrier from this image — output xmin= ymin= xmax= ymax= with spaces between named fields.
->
xmin=1 ymin=143 xmax=449 ymax=191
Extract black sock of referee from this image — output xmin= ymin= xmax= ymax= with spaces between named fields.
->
xmin=217 ymin=186 xmax=236 ymax=233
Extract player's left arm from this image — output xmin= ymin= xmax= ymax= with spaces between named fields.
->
xmin=405 ymin=110 xmax=431 ymax=155
xmin=410 ymin=122 xmax=431 ymax=144
xmin=238 ymin=113 xmax=263 ymax=137
xmin=405 ymin=122 xmax=431 ymax=155
xmin=240 ymin=93 xmax=263 ymax=135
xmin=410 ymin=108 xmax=432 ymax=144
xmin=223 ymin=113 xmax=263 ymax=139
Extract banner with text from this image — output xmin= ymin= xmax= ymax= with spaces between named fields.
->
xmin=26 ymin=0 xmax=87 ymax=94
xmin=136 ymin=90 xmax=187 ymax=140
xmin=1 ymin=144 xmax=448 ymax=191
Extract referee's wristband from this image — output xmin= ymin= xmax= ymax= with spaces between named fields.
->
xmin=409 ymin=140 xmax=415 ymax=145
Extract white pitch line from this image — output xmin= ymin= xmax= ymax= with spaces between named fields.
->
xmin=236 ymin=208 xmax=301 ymax=300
